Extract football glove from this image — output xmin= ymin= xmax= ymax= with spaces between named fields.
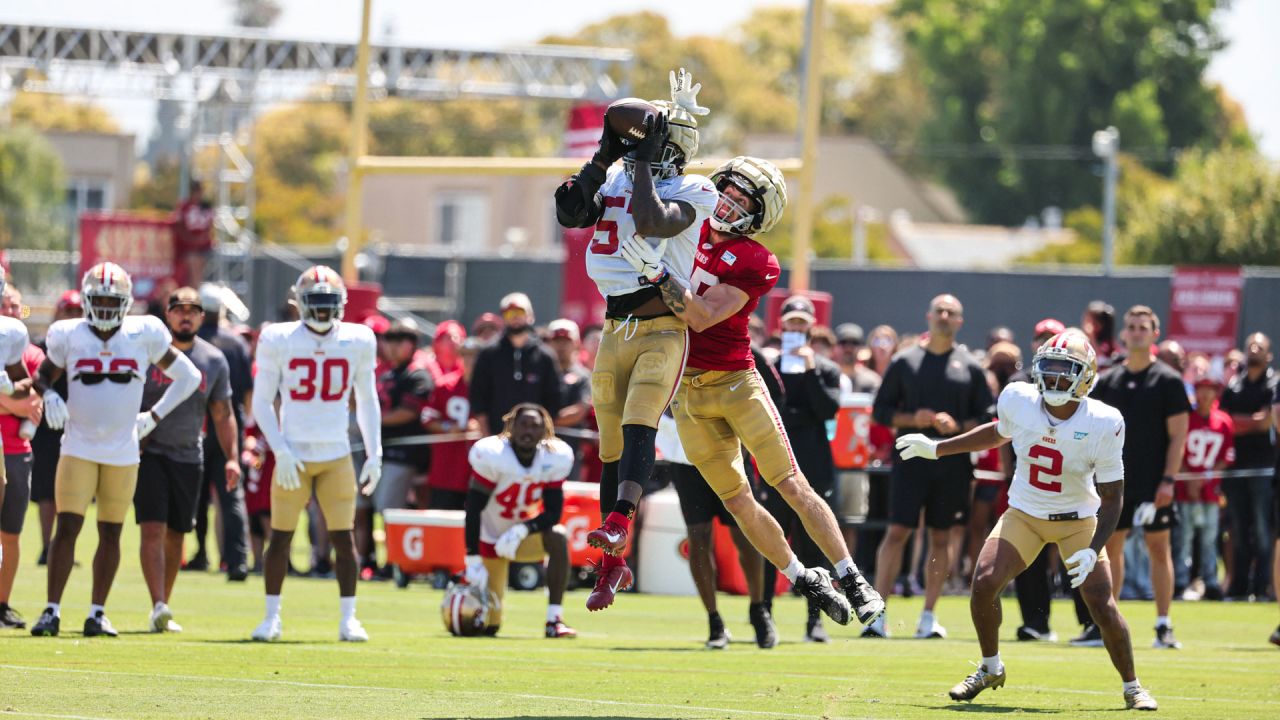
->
xmin=272 ymin=446 xmax=305 ymax=492
xmin=632 ymin=112 xmax=669 ymax=163
xmin=895 ymin=433 xmax=938 ymax=461
xmin=594 ymin=122 xmax=630 ymax=165
xmin=358 ymin=457 xmax=382 ymax=497
xmin=619 ymin=235 xmax=669 ymax=284
xmin=0 ymin=370 xmax=12 ymax=397
xmin=494 ymin=523 xmax=531 ymax=560
xmin=670 ymin=67 xmax=710 ymax=116
xmin=1132 ymin=501 xmax=1157 ymax=527
xmin=464 ymin=554 xmax=488 ymax=589
xmin=135 ymin=411 xmax=158 ymax=440
xmin=42 ymin=389 xmax=68 ymax=430
xmin=1066 ymin=548 xmax=1098 ymax=588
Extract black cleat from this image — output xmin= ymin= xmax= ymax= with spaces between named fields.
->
xmin=1152 ymin=624 xmax=1182 ymax=649
xmin=83 ymin=611 xmax=118 ymax=638
xmin=705 ymin=613 xmax=730 ymax=650
xmin=749 ymin=603 xmax=778 ymax=649
xmin=839 ymin=567 xmax=886 ymax=625
xmin=1069 ymin=623 xmax=1104 ymax=647
xmin=0 ymin=602 xmax=26 ymax=629
xmin=30 ymin=608 xmax=59 ymax=637
xmin=182 ymin=552 xmax=209 ymax=572
xmin=793 ymin=567 xmax=851 ymax=625
xmin=804 ymin=613 xmax=830 ymax=643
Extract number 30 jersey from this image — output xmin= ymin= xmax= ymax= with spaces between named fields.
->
xmin=468 ymin=434 xmax=573 ymax=545
xmin=996 ymin=381 xmax=1126 ymax=521
xmin=255 ymin=320 xmax=377 ymax=462
xmin=585 ymin=166 xmax=718 ymax=298
xmin=45 ymin=316 xmax=171 ymax=466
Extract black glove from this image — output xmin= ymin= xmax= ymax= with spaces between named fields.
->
xmin=593 ymin=122 xmax=630 ymax=167
xmin=631 ymin=112 xmax=669 ymax=163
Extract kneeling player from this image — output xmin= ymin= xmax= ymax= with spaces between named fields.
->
xmin=896 ymin=331 xmax=1157 ymax=711
xmin=462 ymin=404 xmax=575 ymax=638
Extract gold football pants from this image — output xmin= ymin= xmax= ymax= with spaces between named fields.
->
xmin=592 ymin=315 xmax=688 ymax=462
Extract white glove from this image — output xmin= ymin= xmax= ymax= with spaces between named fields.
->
xmin=1066 ymin=548 xmax=1099 ymax=588
xmin=464 ymin=554 xmax=488 ymax=589
xmin=272 ymin=446 xmax=305 ymax=491
xmin=0 ymin=370 xmax=12 ymax=397
xmin=1132 ymin=502 xmax=1157 ymax=527
xmin=42 ymin=389 xmax=68 ymax=430
xmin=895 ymin=433 xmax=938 ymax=461
xmin=358 ymin=457 xmax=382 ymax=497
xmin=494 ymin=523 xmax=530 ymax=560
xmin=619 ymin=235 xmax=668 ymax=283
xmin=135 ymin=411 xmax=158 ymax=440
xmin=669 ymin=67 xmax=710 ymax=116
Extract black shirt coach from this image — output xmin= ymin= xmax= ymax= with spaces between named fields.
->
xmin=1220 ymin=367 xmax=1277 ymax=469
xmin=1093 ymin=360 xmax=1191 ymax=508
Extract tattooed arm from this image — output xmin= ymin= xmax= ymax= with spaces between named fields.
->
xmin=656 ymin=276 xmax=748 ymax=333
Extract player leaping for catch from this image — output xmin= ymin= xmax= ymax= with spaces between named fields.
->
xmin=617 ymin=156 xmax=884 ymax=628
xmin=895 ymin=330 xmax=1158 ymax=711
xmin=554 ymin=68 xmax=718 ymax=611
xmin=250 ymin=266 xmax=381 ymax=642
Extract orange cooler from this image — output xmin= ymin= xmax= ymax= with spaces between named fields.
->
xmin=383 ymin=509 xmax=466 ymax=576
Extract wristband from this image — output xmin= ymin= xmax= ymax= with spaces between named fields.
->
xmin=1160 ymin=475 xmax=1176 ymax=486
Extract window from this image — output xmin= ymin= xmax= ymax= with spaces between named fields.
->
xmin=65 ymin=178 xmax=112 ymax=214
xmin=435 ymin=193 xmax=488 ymax=247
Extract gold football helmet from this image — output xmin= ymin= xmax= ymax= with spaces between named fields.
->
xmin=81 ymin=262 xmax=134 ymax=331
xmin=709 ymin=156 xmax=789 ymax=236
xmin=292 ymin=265 xmax=346 ymax=332
xmin=1032 ymin=330 xmax=1098 ymax=406
xmin=440 ymin=580 xmax=501 ymax=637
xmin=623 ymin=100 xmax=700 ymax=183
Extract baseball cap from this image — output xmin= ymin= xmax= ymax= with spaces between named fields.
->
xmin=835 ymin=323 xmax=864 ymax=345
xmin=384 ymin=318 xmax=421 ymax=342
xmin=472 ymin=312 xmax=502 ymax=334
xmin=57 ymin=289 xmax=83 ymax=312
xmin=548 ymin=318 xmax=580 ymax=342
xmin=167 ymin=286 xmax=202 ymax=311
xmin=362 ymin=314 xmax=391 ymax=335
xmin=1033 ymin=318 xmax=1065 ymax=338
xmin=499 ymin=292 xmax=534 ymax=316
xmin=780 ymin=295 xmax=816 ymax=324
xmin=434 ymin=319 xmax=466 ymax=343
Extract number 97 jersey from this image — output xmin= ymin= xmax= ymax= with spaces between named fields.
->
xmin=255 ymin=320 xmax=377 ymax=460
xmin=468 ymin=435 xmax=574 ymax=545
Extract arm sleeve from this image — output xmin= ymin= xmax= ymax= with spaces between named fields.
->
xmin=251 ymin=338 xmax=289 ymax=455
xmin=151 ymin=351 xmax=201 ymax=419
xmin=554 ymin=161 xmax=607 ymax=229
xmin=872 ymin=358 xmax=904 ymax=427
xmin=464 ymin=487 xmax=490 ymax=555
xmin=803 ymin=360 xmax=843 ymax=420
xmin=147 ymin=319 xmax=175 ymax=364
xmin=354 ymin=338 xmax=382 ymax=460
xmin=1094 ymin=418 xmax=1126 ymax=484
xmin=524 ymin=485 xmax=564 ymax=533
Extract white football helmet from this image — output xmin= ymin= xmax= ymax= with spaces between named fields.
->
xmin=292 ymin=265 xmax=346 ymax=333
xmin=709 ymin=156 xmax=789 ymax=235
xmin=623 ymin=100 xmax=700 ymax=183
xmin=81 ymin=262 xmax=133 ymax=331
xmin=1032 ymin=331 xmax=1098 ymax=406
xmin=440 ymin=580 xmax=501 ymax=637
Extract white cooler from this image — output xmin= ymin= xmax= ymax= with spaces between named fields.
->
xmin=636 ymin=486 xmax=697 ymax=596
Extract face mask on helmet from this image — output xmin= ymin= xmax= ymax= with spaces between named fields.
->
xmin=86 ymin=294 xmax=130 ymax=331
xmin=298 ymin=290 xmax=344 ymax=332
xmin=440 ymin=581 xmax=500 ymax=637
xmin=1033 ymin=355 xmax=1088 ymax=406
xmin=710 ymin=175 xmax=762 ymax=234
xmin=623 ymin=143 xmax=686 ymax=183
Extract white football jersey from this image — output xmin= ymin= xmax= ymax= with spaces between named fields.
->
xmin=468 ymin=434 xmax=574 ymax=545
xmin=45 ymin=316 xmax=171 ymax=466
xmin=586 ymin=166 xmax=718 ymax=298
xmin=996 ymin=382 xmax=1125 ymax=521
xmin=255 ymin=320 xmax=377 ymax=462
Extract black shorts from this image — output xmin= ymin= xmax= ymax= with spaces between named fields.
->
xmin=133 ymin=453 xmax=203 ymax=533
xmin=1116 ymin=499 xmax=1179 ymax=532
xmin=889 ymin=455 xmax=971 ymax=530
xmin=426 ymin=487 xmax=468 ymax=511
xmin=30 ymin=439 xmax=59 ymax=503
xmin=669 ymin=462 xmax=737 ymax=528
xmin=1 ymin=453 xmax=33 ymax=534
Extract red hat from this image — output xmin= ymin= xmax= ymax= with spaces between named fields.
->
xmin=472 ymin=312 xmax=502 ymax=334
xmin=362 ymin=314 xmax=391 ymax=335
xmin=1033 ymin=318 xmax=1065 ymax=338
xmin=57 ymin=289 xmax=83 ymax=312
xmin=434 ymin=319 xmax=466 ymax=342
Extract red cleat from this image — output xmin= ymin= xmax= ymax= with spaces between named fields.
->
xmin=586 ymin=513 xmax=630 ymax=556
xmin=586 ymin=559 xmax=633 ymax=612
xmin=545 ymin=617 xmax=577 ymax=638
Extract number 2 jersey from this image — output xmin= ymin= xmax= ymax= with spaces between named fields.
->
xmin=468 ymin=434 xmax=573 ymax=546
xmin=255 ymin=320 xmax=377 ymax=462
xmin=584 ymin=166 xmax=718 ymax=298
xmin=45 ymin=315 xmax=171 ymax=466
xmin=995 ymin=381 xmax=1125 ymax=520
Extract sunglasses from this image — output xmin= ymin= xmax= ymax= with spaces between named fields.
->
xmin=74 ymin=371 xmax=138 ymax=386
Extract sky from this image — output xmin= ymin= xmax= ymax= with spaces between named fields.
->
xmin=3 ymin=0 xmax=1277 ymax=158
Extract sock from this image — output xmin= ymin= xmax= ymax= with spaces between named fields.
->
xmin=546 ymin=604 xmax=563 ymax=623
xmin=1123 ymin=679 xmax=1142 ymax=693
xmin=781 ymin=556 xmax=803 ymax=583
xmin=982 ymin=654 xmax=1002 ymax=673
xmin=920 ymin=609 xmax=934 ymax=622
xmin=708 ymin=610 xmax=723 ymax=627
xmin=835 ymin=557 xmax=855 ymax=578
xmin=89 ymin=603 xmax=104 ymax=619
xmin=608 ymin=502 xmax=635 ymax=524
xmin=1155 ymin=615 xmax=1170 ymax=628
xmin=153 ymin=601 xmax=167 ymax=613
xmin=265 ymin=595 xmax=281 ymax=619
xmin=340 ymin=596 xmax=356 ymax=622
xmin=600 ymin=551 xmax=624 ymax=570
xmin=46 ymin=603 xmax=60 ymax=618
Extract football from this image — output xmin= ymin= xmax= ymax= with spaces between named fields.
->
xmin=606 ymin=97 xmax=657 ymax=145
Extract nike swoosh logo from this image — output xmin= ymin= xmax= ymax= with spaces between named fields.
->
xmin=610 ymin=576 xmax=624 ymax=593
xmin=764 ymin=274 xmax=777 ymax=280
xmin=603 ymin=531 xmax=623 ymax=543
xmin=729 ymin=381 xmax=744 ymax=392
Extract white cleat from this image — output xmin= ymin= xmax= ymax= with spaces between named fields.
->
xmin=861 ymin=613 xmax=888 ymax=638
xmin=915 ymin=613 xmax=947 ymax=639
xmin=339 ymin=617 xmax=369 ymax=642
xmin=252 ymin=616 xmax=282 ymax=642
xmin=165 ymin=619 xmax=184 ymax=633
xmin=149 ymin=603 xmax=175 ymax=633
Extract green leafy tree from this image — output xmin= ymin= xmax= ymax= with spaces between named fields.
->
xmin=0 ymin=127 xmax=68 ymax=251
xmin=6 ymin=91 xmax=120 ymax=134
xmin=252 ymin=103 xmax=350 ymax=245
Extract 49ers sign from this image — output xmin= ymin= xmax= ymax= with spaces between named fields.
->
xmin=79 ymin=212 xmax=177 ymax=298
xmin=1168 ymin=266 xmax=1244 ymax=356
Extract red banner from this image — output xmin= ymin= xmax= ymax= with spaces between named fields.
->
xmin=1168 ymin=266 xmax=1243 ymax=356
xmin=559 ymin=102 xmax=611 ymax=327
xmin=79 ymin=212 xmax=178 ymax=299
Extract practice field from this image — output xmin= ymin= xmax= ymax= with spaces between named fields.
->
xmin=1 ymin=517 xmax=1277 ymax=719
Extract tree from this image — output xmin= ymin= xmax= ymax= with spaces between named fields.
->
xmin=6 ymin=91 xmax=119 ymax=134
xmin=0 ymin=127 xmax=68 ymax=251
xmin=894 ymin=0 xmax=1248 ymax=224
xmin=251 ymin=103 xmax=350 ymax=245
xmin=229 ymin=0 xmax=282 ymax=29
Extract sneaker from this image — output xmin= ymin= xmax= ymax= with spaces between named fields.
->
xmin=1124 ymin=686 xmax=1158 ymax=710
xmin=749 ymin=603 xmax=778 ymax=649
xmin=359 ymin=566 xmax=376 ymax=582
xmin=949 ymin=663 xmax=1006 ymax=701
xmin=165 ymin=619 xmax=184 ymax=633
xmin=586 ymin=518 xmax=629 ymax=556
xmin=804 ymin=615 xmax=829 ymax=643
xmin=36 ymin=546 xmax=48 ymax=566
xmin=545 ymin=617 xmax=577 ymax=639
xmin=915 ymin=612 xmax=947 ymax=639
xmin=182 ymin=552 xmax=209 ymax=572
xmin=83 ymin=611 xmax=118 ymax=637
xmin=705 ymin=616 xmax=730 ymax=650
xmin=149 ymin=603 xmax=175 ymax=633
xmin=1152 ymin=624 xmax=1181 ymax=649
xmin=227 ymin=565 xmax=249 ymax=582
xmin=252 ymin=616 xmax=282 ymax=642
xmin=793 ymin=567 xmax=852 ymax=625
xmin=861 ymin=613 xmax=888 ymax=638
xmin=310 ymin=558 xmax=334 ymax=579
xmin=1202 ymin=585 xmax=1224 ymax=601
xmin=839 ymin=568 xmax=886 ymax=625
xmin=1069 ymin=623 xmax=1104 ymax=647
xmin=0 ymin=602 xmax=26 ymax=629
xmin=340 ymin=617 xmax=369 ymax=642
xmin=585 ymin=561 xmax=633 ymax=612
xmin=1269 ymin=625 xmax=1280 ymax=647
xmin=30 ymin=608 xmax=59 ymax=637
xmin=1016 ymin=625 xmax=1058 ymax=642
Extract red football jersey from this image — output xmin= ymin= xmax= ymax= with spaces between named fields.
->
xmin=1178 ymin=406 xmax=1234 ymax=503
xmin=421 ymin=367 xmax=474 ymax=492
xmin=0 ymin=344 xmax=45 ymax=455
xmin=686 ymin=223 xmax=780 ymax=371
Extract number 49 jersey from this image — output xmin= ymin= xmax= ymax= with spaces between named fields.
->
xmin=255 ymin=320 xmax=377 ymax=462
xmin=468 ymin=434 xmax=574 ymax=545
xmin=996 ymin=381 xmax=1125 ymax=521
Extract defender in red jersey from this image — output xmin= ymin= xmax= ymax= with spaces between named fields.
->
xmin=619 ymin=156 xmax=884 ymax=628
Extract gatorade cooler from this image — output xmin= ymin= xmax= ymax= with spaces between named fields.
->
xmin=831 ymin=392 xmax=874 ymax=470
xmin=384 ymin=509 xmax=466 ymax=581
xmin=562 ymin=481 xmax=607 ymax=568
xmin=636 ymin=487 xmax=697 ymax=596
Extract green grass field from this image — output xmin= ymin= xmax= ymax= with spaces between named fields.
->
xmin=1 ymin=510 xmax=1278 ymax=720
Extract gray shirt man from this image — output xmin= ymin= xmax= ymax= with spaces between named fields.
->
xmin=141 ymin=336 xmax=231 ymax=465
